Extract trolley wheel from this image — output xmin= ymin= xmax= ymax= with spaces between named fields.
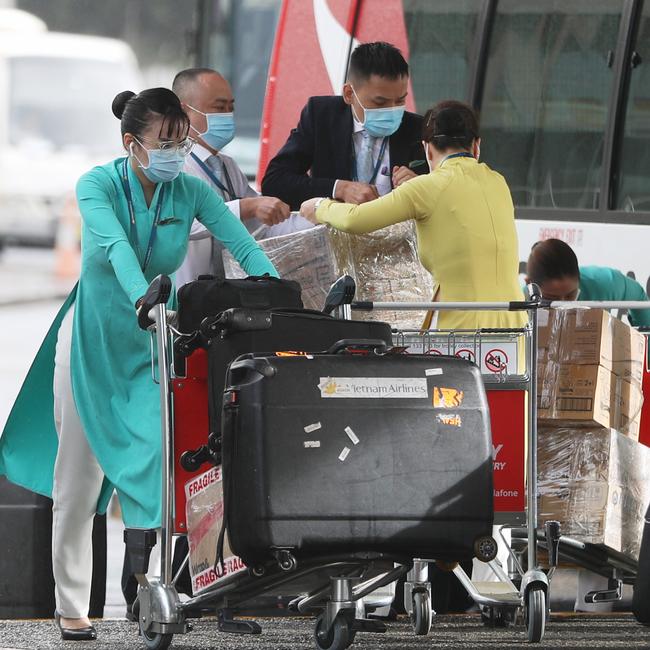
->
xmin=314 ymin=613 xmax=350 ymax=650
xmin=139 ymin=621 xmax=173 ymax=650
xmin=525 ymin=586 xmax=546 ymax=643
xmin=410 ymin=590 xmax=433 ymax=635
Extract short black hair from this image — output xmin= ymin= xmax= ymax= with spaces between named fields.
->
xmin=423 ymin=100 xmax=479 ymax=152
xmin=112 ymin=88 xmax=189 ymax=140
xmin=347 ymin=41 xmax=408 ymax=84
xmin=172 ymin=67 xmax=219 ymax=100
xmin=527 ymin=239 xmax=580 ymax=285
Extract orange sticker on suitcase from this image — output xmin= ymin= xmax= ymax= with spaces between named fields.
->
xmin=436 ymin=413 xmax=462 ymax=427
xmin=433 ymin=387 xmax=464 ymax=409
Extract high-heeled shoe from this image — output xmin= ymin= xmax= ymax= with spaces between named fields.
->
xmin=54 ymin=611 xmax=97 ymax=641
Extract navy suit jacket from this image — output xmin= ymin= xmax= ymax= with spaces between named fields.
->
xmin=261 ymin=95 xmax=425 ymax=210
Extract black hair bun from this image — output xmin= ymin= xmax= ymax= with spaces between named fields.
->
xmin=112 ymin=90 xmax=136 ymax=119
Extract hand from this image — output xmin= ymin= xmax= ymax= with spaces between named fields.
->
xmin=300 ymin=197 xmax=321 ymax=224
xmin=333 ymin=180 xmax=379 ymax=204
xmin=391 ymin=165 xmax=417 ymax=187
xmin=241 ymin=196 xmax=290 ymax=226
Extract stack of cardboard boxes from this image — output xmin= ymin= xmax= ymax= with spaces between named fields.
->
xmin=537 ymin=309 xmax=649 ymax=558
xmin=223 ymin=223 xmax=433 ymax=328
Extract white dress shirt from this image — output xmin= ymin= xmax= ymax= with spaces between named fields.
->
xmin=333 ymin=110 xmax=392 ymax=199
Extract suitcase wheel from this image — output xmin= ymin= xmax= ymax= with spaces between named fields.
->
xmin=474 ymin=535 xmax=498 ymax=563
xmin=276 ymin=550 xmax=297 ymax=572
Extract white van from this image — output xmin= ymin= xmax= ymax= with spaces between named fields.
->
xmin=0 ymin=9 xmax=141 ymax=246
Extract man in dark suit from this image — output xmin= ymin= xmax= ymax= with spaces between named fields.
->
xmin=261 ymin=41 xmax=425 ymax=210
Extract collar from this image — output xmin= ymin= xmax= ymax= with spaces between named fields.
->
xmin=191 ymin=141 xmax=216 ymax=162
xmin=351 ymin=107 xmax=364 ymax=135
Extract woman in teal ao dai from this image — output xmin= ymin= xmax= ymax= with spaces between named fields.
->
xmin=0 ymin=88 xmax=277 ymax=638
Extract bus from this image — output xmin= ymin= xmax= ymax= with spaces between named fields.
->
xmin=198 ymin=0 xmax=650 ymax=290
xmin=0 ymin=8 xmax=141 ymax=246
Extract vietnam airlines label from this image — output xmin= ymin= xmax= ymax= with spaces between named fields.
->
xmin=318 ymin=377 xmax=428 ymax=399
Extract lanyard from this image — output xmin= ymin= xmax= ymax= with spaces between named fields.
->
xmin=120 ymin=158 xmax=165 ymax=272
xmin=440 ymin=152 xmax=475 ymax=166
xmin=190 ymin=152 xmax=237 ymax=200
xmin=351 ymin=136 xmax=389 ymax=184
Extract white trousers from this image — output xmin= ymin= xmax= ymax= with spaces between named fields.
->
xmin=52 ymin=307 xmax=159 ymax=618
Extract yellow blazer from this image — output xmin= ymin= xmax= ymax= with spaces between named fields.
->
xmin=316 ymin=156 xmax=526 ymax=330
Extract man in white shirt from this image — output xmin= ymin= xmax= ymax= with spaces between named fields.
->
xmin=172 ymin=67 xmax=296 ymax=285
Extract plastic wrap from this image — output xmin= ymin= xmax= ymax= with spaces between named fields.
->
xmin=185 ymin=466 xmax=245 ymax=594
xmin=538 ymin=427 xmax=650 ymax=559
xmin=223 ymin=223 xmax=433 ymax=329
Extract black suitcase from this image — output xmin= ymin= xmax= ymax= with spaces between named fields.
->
xmin=220 ymin=349 xmax=494 ymax=567
xmin=205 ymin=308 xmax=393 ymax=436
xmin=176 ymin=275 xmax=303 ymax=335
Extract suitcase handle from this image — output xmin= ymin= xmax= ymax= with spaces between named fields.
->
xmin=326 ymin=339 xmax=388 ymax=355
xmin=227 ymin=356 xmax=276 ymax=383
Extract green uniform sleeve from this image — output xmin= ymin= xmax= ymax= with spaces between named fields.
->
xmin=315 ymin=173 xmax=441 ymax=234
xmin=193 ymin=178 xmax=278 ymax=278
xmin=615 ymin=271 xmax=650 ymax=327
xmin=76 ymin=170 xmax=149 ymax=305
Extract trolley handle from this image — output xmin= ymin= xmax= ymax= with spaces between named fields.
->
xmin=138 ymin=274 xmax=172 ymax=330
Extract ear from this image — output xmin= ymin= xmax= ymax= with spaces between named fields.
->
xmin=342 ymin=82 xmax=354 ymax=105
xmin=123 ymin=132 xmax=135 ymax=151
xmin=473 ymin=137 xmax=481 ymax=159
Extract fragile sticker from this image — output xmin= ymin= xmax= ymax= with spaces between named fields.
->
xmin=304 ymin=440 xmax=321 ymax=448
xmin=344 ymin=426 xmax=360 ymax=445
xmin=425 ymin=368 xmax=443 ymax=376
xmin=433 ymin=387 xmax=464 ymax=408
xmin=436 ymin=413 xmax=462 ymax=427
xmin=319 ymin=377 xmax=428 ymax=399
xmin=338 ymin=447 xmax=351 ymax=462
xmin=304 ymin=422 xmax=322 ymax=433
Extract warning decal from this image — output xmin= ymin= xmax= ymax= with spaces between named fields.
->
xmin=485 ymin=349 xmax=508 ymax=373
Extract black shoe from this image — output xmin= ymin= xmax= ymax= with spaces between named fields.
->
xmin=55 ymin=611 xmax=98 ymax=641
xmin=125 ymin=599 xmax=139 ymax=623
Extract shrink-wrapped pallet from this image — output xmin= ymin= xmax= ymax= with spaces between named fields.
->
xmin=538 ymin=427 xmax=650 ymax=559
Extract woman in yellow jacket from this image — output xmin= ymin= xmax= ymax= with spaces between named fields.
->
xmin=300 ymin=100 xmax=525 ymax=330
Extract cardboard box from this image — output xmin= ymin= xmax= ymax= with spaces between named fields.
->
xmin=559 ymin=309 xmax=645 ymax=383
xmin=538 ymin=363 xmax=642 ymax=439
xmin=223 ymin=223 xmax=434 ymax=329
xmin=537 ymin=309 xmax=562 ymax=365
xmin=538 ymin=427 xmax=650 ymax=558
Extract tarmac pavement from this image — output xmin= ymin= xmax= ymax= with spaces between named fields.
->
xmin=1 ymin=613 xmax=649 ymax=650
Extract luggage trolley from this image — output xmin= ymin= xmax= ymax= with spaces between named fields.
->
xmin=348 ymin=294 xmax=650 ymax=643
xmin=126 ymin=275 xmax=448 ymax=650
xmin=347 ymin=288 xmax=553 ymax=643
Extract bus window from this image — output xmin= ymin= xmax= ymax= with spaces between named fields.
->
xmin=403 ymin=0 xmax=480 ymax=111
xmin=479 ymin=0 xmax=622 ymax=209
xmin=205 ymin=0 xmax=282 ymax=177
xmin=615 ymin=5 xmax=650 ymax=212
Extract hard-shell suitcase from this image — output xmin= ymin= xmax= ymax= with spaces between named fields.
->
xmin=205 ymin=308 xmax=393 ymax=436
xmin=221 ymin=348 xmax=494 ymax=567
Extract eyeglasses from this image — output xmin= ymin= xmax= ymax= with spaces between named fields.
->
xmin=134 ymin=135 xmax=195 ymax=155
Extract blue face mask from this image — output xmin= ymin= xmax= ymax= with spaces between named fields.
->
xmin=187 ymin=106 xmax=235 ymax=150
xmin=352 ymin=86 xmax=405 ymax=138
xmin=131 ymin=139 xmax=187 ymax=183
